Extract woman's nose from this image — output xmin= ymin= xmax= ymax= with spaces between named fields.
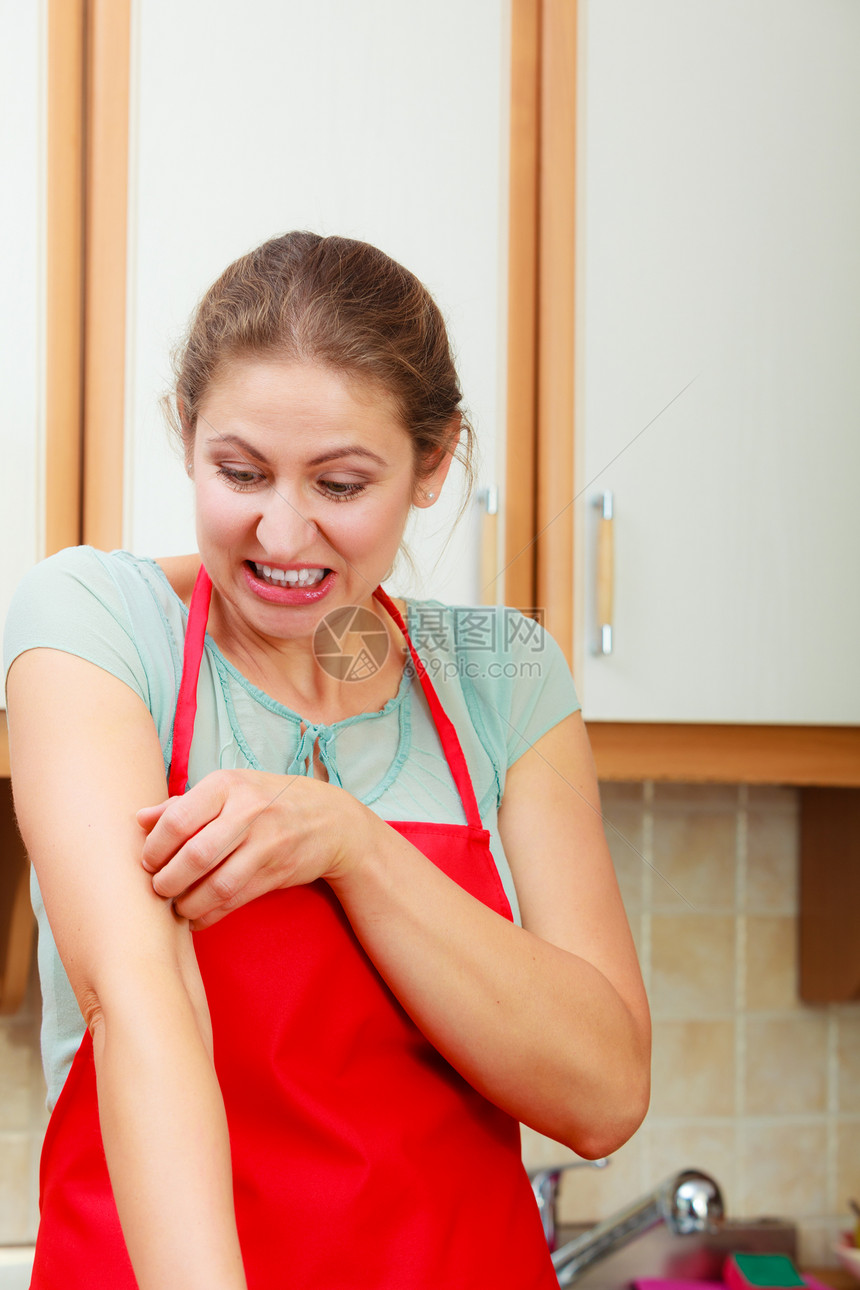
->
xmin=255 ymin=488 xmax=323 ymax=557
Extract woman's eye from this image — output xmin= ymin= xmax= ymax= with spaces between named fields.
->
xmin=217 ymin=466 xmax=263 ymax=491
xmin=319 ymin=480 xmax=367 ymax=502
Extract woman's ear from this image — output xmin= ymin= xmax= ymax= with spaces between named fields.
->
xmin=412 ymin=420 xmax=458 ymax=508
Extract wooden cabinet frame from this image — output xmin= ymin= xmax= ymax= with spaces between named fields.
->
xmin=504 ymin=0 xmax=860 ymax=787
xmin=0 ymin=0 xmax=130 ymax=1011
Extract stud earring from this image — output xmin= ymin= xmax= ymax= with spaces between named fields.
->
xmin=426 ymin=491 xmax=436 ymax=501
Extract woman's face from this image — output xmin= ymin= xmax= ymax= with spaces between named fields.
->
xmin=191 ymin=357 xmax=446 ymax=645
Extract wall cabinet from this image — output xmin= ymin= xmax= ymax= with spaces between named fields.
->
xmin=0 ymin=0 xmax=82 ymax=1012
xmin=0 ymin=5 xmax=44 ymax=1011
xmin=0 ymin=5 xmax=45 ymax=702
xmin=575 ymin=0 xmax=860 ymax=727
xmin=513 ymin=0 xmax=860 ymax=779
xmin=1 ymin=0 xmax=511 ymax=1006
xmin=509 ymin=0 xmax=860 ymax=1001
xmin=572 ymin=0 xmax=860 ymax=1001
xmin=120 ymin=0 xmax=509 ymax=606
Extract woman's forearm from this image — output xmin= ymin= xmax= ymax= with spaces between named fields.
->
xmin=6 ymin=653 xmax=247 ymax=1286
xmin=92 ymin=969 xmax=247 ymax=1290
xmin=328 ymin=827 xmax=650 ymax=1159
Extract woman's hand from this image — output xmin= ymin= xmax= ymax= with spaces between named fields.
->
xmin=137 ymin=770 xmax=373 ymax=928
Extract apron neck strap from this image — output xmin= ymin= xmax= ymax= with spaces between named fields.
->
xmin=168 ymin=567 xmax=484 ymax=832
xmin=372 ymin=586 xmax=483 ymax=831
xmin=167 ymin=563 xmax=212 ymax=797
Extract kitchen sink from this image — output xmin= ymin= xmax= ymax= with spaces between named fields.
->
xmin=554 ymin=1219 xmax=797 ymax=1289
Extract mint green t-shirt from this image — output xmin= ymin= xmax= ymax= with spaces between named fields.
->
xmin=4 ymin=546 xmax=580 ymax=1108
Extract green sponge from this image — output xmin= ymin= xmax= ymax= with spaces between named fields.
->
xmin=724 ymin=1253 xmax=806 ymax=1290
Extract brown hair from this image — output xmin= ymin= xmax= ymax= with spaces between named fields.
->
xmin=167 ymin=231 xmax=475 ymax=490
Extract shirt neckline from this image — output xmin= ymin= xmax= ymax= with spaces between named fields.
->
xmin=141 ymin=553 xmax=416 ymax=731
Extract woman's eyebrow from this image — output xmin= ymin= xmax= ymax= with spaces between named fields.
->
xmin=203 ymin=434 xmax=388 ymax=469
xmin=307 ymin=445 xmax=388 ymax=467
xmin=204 ymin=433 xmax=269 ymax=464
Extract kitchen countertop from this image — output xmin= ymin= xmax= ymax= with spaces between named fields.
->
xmin=803 ymin=1271 xmax=855 ymax=1290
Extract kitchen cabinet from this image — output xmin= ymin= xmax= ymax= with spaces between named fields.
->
xmin=2 ymin=0 xmax=511 ymax=669
xmin=509 ymin=0 xmax=860 ymax=775
xmin=0 ymin=4 xmax=46 ymax=700
xmin=571 ymin=4 xmax=860 ymax=996
xmin=0 ymin=0 xmax=83 ymax=1011
xmin=574 ymin=0 xmax=860 ymax=727
xmin=0 ymin=1 xmax=82 ymax=710
xmin=0 ymin=4 xmax=43 ymax=1011
xmin=1 ymin=0 xmax=512 ymax=1006
xmin=504 ymin=0 xmax=860 ymax=1002
xmin=115 ymin=0 xmax=508 ymax=605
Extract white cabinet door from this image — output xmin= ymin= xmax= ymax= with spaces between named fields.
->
xmin=577 ymin=0 xmax=860 ymax=724
xmin=0 ymin=2 xmax=45 ymax=708
xmin=123 ymin=0 xmax=510 ymax=605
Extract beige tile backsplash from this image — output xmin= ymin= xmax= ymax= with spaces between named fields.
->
xmin=650 ymin=1020 xmax=736 ymax=1117
xmin=838 ymin=1021 xmax=860 ymax=1115
xmin=1 ymin=782 xmax=857 ymax=1262
xmin=522 ymin=782 xmax=860 ymax=1269
xmin=651 ymin=914 xmax=738 ymax=1017
xmin=746 ymin=916 xmax=798 ymax=1012
xmin=739 ymin=1122 xmax=829 ymax=1218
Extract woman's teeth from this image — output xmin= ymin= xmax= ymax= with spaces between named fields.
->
xmin=252 ymin=563 xmax=327 ymax=587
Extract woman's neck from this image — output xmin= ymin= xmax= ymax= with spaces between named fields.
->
xmin=156 ymin=552 xmax=410 ymax=724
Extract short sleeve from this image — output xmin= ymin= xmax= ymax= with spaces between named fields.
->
xmin=455 ymin=606 xmax=580 ymax=795
xmin=502 ymin=616 xmax=580 ymax=764
xmin=4 ymin=546 xmax=155 ymax=708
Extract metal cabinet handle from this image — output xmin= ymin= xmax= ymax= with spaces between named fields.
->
xmin=593 ymin=491 xmax=614 ymax=655
xmin=478 ymin=485 xmax=499 ymax=606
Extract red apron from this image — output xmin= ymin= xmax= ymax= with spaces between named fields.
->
xmin=31 ymin=570 xmax=557 ymax=1289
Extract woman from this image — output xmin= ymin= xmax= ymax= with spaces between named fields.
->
xmin=5 ymin=232 xmax=649 ymax=1290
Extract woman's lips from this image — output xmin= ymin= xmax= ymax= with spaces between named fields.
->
xmin=241 ymin=561 xmax=336 ymax=605
xmin=251 ymin=562 xmax=327 ymax=588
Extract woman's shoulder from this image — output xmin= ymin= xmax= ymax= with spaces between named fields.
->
xmin=10 ymin=544 xmax=169 ymax=593
xmin=9 ymin=545 xmax=196 ymax=608
xmin=3 ymin=547 xmax=188 ymax=699
xmin=151 ymin=553 xmax=201 ymax=609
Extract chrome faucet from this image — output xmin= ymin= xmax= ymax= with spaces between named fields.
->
xmin=529 ymin=1158 xmax=610 ymax=1251
xmin=550 ymin=1169 xmax=725 ymax=1286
